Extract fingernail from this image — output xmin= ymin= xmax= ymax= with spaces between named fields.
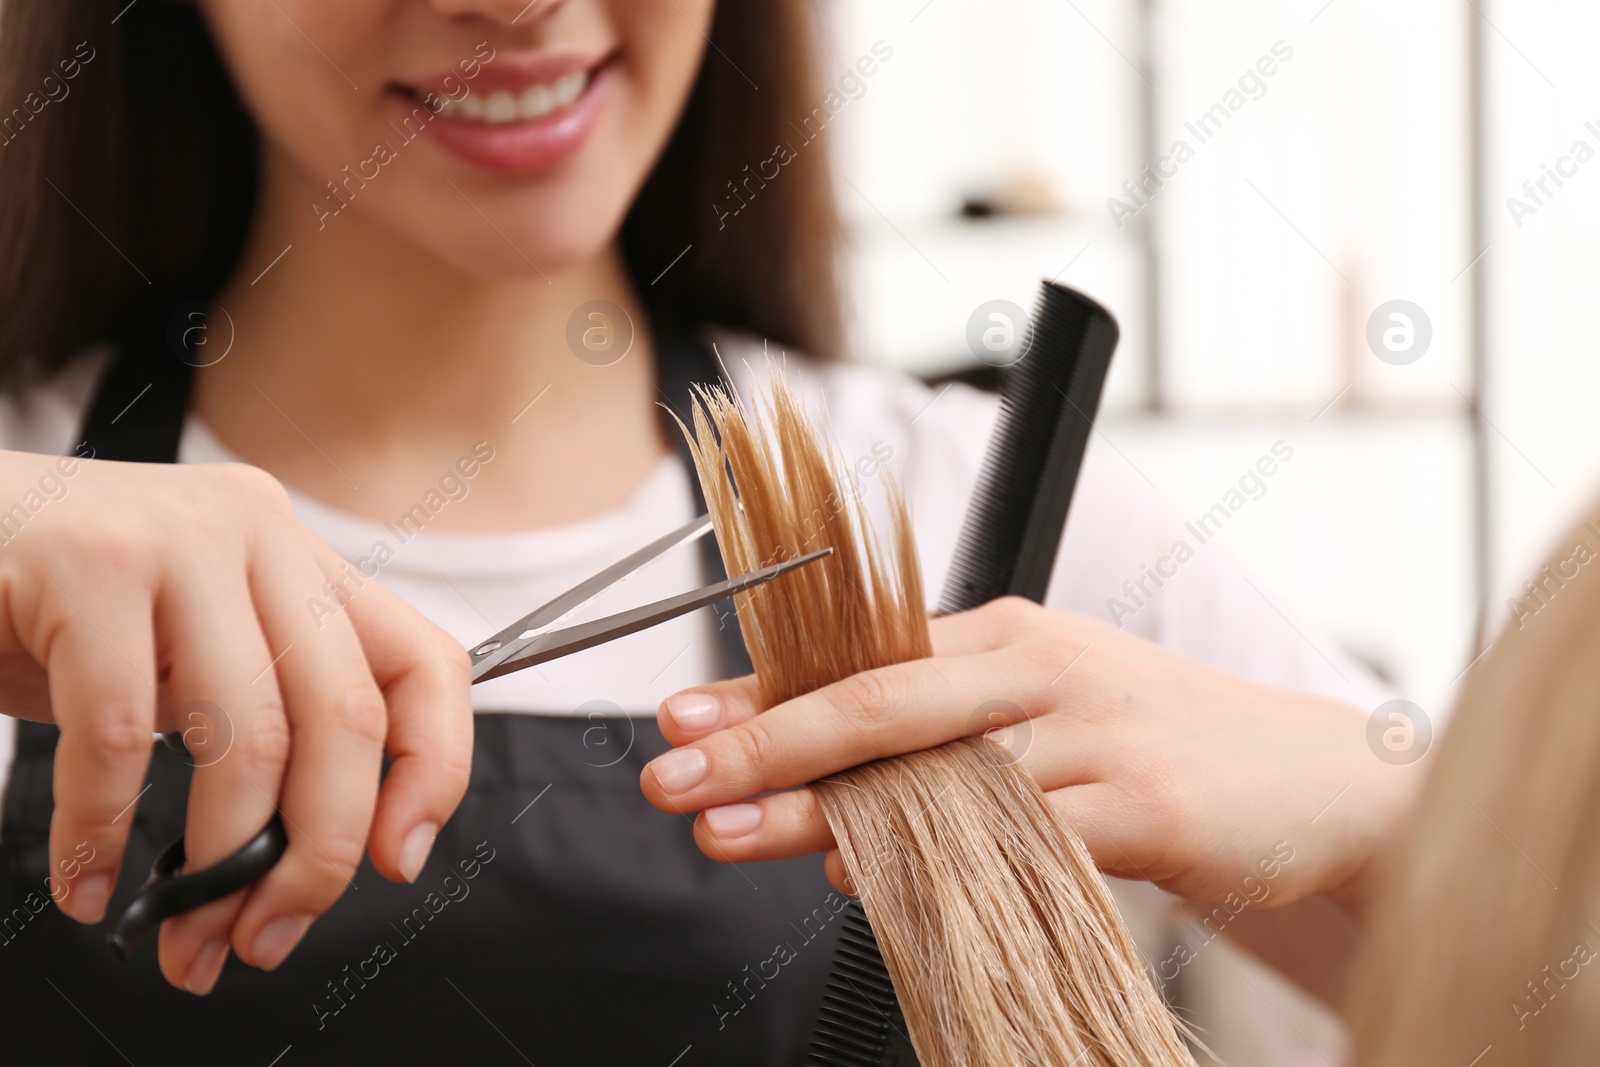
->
xmin=704 ymin=803 xmax=762 ymax=838
xmin=251 ymin=914 xmax=312 ymax=971
xmin=185 ymin=939 xmax=228 ymax=996
xmin=398 ymin=822 xmax=438 ymax=884
xmin=649 ymin=747 xmax=708 ymax=795
xmin=69 ymin=872 xmax=111 ymax=923
xmin=664 ymin=691 xmax=721 ymax=731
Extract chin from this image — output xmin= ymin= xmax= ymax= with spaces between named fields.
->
xmin=380 ymin=180 xmax=634 ymax=283
xmin=442 ymin=230 xmax=613 ymax=282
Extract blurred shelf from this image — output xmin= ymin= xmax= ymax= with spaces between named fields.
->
xmin=841 ymin=213 xmax=1152 ymax=411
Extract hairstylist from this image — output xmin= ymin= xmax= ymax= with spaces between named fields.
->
xmin=0 ymin=0 xmax=1389 ymax=1063
xmin=0 ymin=1 xmax=873 ymax=1062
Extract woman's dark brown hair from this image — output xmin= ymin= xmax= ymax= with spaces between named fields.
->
xmin=0 ymin=0 xmax=841 ymax=383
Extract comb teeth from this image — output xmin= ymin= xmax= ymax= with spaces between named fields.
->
xmin=802 ymin=904 xmax=919 ymax=1067
xmin=937 ymin=282 xmax=1119 ymax=614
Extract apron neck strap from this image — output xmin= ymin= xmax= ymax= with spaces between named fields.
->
xmin=79 ymin=320 xmax=194 ymax=463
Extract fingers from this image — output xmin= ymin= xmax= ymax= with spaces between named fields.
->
xmin=641 ymin=650 xmax=1027 ymax=814
xmin=658 ymin=597 xmax=1100 ymax=749
xmin=684 ymin=714 xmax=1121 ymax=868
xmin=0 ymin=461 xmax=473 ymax=992
xmin=328 ymin=542 xmax=473 ymax=885
xmin=151 ymin=573 xmax=289 ymax=995
xmin=657 ymin=674 xmax=763 ymax=745
xmin=646 ymin=597 xmax=1122 ymax=866
xmin=693 ymin=787 xmax=835 ymax=863
xmin=42 ymin=581 xmax=157 ymax=925
xmin=690 ymin=770 xmax=1166 ymax=894
xmin=226 ymin=525 xmax=387 ymax=972
xmin=657 ymin=598 xmax=1064 ymax=747
xmin=682 ymin=714 xmax=1130 ymax=868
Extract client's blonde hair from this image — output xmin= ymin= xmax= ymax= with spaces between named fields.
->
xmin=1348 ymin=504 xmax=1600 ymax=1064
xmin=679 ymin=367 xmax=1196 ymax=1067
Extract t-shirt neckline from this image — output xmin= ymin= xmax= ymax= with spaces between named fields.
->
xmin=178 ymin=418 xmax=695 ymax=580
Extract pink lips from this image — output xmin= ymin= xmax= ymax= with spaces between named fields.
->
xmin=395 ymin=54 xmax=613 ymax=175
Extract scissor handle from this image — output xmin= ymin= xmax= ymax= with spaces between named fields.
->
xmin=107 ymin=814 xmax=288 ymax=961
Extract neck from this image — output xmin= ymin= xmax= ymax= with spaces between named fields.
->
xmin=196 ymin=152 xmax=666 ymax=531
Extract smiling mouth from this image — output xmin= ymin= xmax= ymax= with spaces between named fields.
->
xmin=392 ymin=53 xmax=614 ymax=173
xmin=400 ymin=63 xmax=601 ymax=126
xmin=425 ymin=69 xmax=591 ymax=124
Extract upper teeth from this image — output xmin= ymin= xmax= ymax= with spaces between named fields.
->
xmin=441 ymin=71 xmax=589 ymax=124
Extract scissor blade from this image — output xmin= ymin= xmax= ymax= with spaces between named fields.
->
xmin=468 ymin=513 xmax=714 ymax=681
xmin=473 ymin=547 xmax=833 ymax=683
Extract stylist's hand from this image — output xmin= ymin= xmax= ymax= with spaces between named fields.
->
xmin=641 ymin=597 xmax=1418 ymax=912
xmin=0 ymin=452 xmax=472 ymax=994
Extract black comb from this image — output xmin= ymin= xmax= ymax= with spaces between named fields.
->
xmin=801 ymin=280 xmax=1120 ymax=1066
xmin=939 ymin=281 xmax=1119 ymax=611
xmin=802 ymin=903 xmax=920 ymax=1066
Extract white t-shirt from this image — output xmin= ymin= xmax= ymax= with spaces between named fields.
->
xmin=0 ymin=337 xmax=1390 ymax=807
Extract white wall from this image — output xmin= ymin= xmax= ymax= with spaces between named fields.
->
xmin=818 ymin=2 xmax=1600 ymax=1060
xmin=1481 ymin=0 xmax=1600 ymax=621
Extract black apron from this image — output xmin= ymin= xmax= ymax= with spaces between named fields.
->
xmin=0 ymin=329 xmax=847 ymax=1065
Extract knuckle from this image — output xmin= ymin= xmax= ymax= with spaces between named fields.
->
xmin=726 ymin=723 xmax=777 ymax=786
xmin=1126 ymin=759 xmax=1187 ymax=849
xmin=162 ymin=483 xmax=239 ymax=552
xmin=74 ymin=713 xmax=154 ymax=765
xmin=328 ymin=682 xmax=388 ymax=747
xmin=216 ymin=463 xmax=294 ymax=517
xmin=980 ymin=595 xmax=1043 ymax=637
xmin=298 ymin=835 xmax=368 ymax=898
xmin=828 ymin=669 xmax=906 ymax=737
xmin=235 ymin=712 xmax=292 ymax=775
xmin=61 ymin=522 xmax=149 ymax=575
xmin=320 ymin=831 xmax=369 ymax=877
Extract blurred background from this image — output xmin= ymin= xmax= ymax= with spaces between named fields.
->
xmin=817 ymin=0 xmax=1600 ymax=1061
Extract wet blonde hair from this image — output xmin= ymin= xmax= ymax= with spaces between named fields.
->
xmin=679 ymin=367 xmax=1196 ymax=1067
xmin=1348 ymin=505 xmax=1600 ymax=1063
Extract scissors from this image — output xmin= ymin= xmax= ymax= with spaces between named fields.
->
xmin=106 ymin=515 xmax=830 ymax=959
